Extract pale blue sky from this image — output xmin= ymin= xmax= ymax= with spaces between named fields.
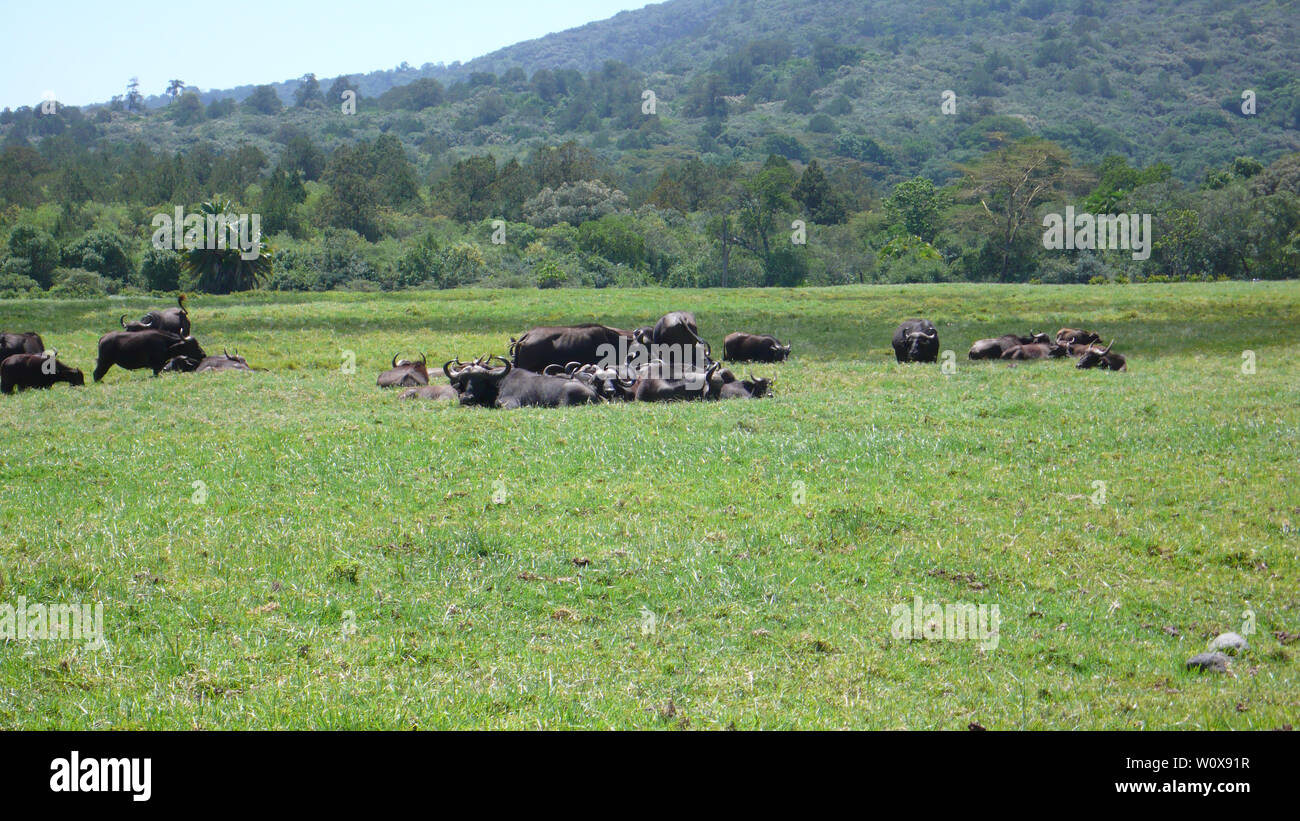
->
xmin=1 ymin=0 xmax=653 ymax=109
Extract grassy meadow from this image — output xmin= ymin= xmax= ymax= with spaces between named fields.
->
xmin=1 ymin=282 xmax=1297 ymax=729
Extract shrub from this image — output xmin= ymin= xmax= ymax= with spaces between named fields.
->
xmin=49 ymin=268 xmax=115 ymax=297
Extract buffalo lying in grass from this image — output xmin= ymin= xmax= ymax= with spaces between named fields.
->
xmin=1 ymin=352 xmax=84 ymax=394
xmin=969 ymin=333 xmax=1049 ymax=360
xmin=892 ymin=319 xmax=939 ymax=363
xmin=94 ymin=330 xmax=205 ymax=381
xmin=1076 ymin=341 xmax=1127 ymax=371
xmin=1056 ymin=327 xmax=1101 ymax=347
xmin=400 ymin=384 xmax=460 ymax=401
xmin=1001 ymin=341 xmax=1068 ymax=360
xmin=377 ymin=354 xmax=429 ymax=388
xmin=724 ymin=333 xmax=791 ymax=362
xmin=449 ymin=356 xmax=598 ymax=409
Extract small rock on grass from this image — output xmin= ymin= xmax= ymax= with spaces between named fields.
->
xmin=1208 ymin=632 xmax=1248 ymax=655
xmin=1186 ymin=652 xmax=1231 ymax=673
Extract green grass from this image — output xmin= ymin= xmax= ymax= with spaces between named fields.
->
xmin=1 ymin=282 xmax=1297 ymax=729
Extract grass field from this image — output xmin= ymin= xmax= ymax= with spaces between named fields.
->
xmin=1 ymin=282 xmax=1297 ymax=729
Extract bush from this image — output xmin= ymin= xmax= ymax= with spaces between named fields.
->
xmin=0 ymin=269 xmax=41 ymax=294
xmin=49 ymin=268 xmax=115 ymax=297
xmin=62 ymin=229 xmax=132 ymax=283
xmin=7 ymin=225 xmax=60 ymax=288
xmin=139 ymin=247 xmax=182 ymax=291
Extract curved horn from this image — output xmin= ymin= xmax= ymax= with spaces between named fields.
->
xmin=543 ymin=364 xmax=565 ymax=376
xmin=419 ymin=352 xmax=427 ymax=365
xmin=391 ymin=354 xmax=399 ymax=369
xmin=491 ymin=355 xmax=513 ymax=376
xmin=177 ymin=294 xmax=187 ymax=312
xmin=1103 ymin=339 xmax=1114 ymax=353
xmin=141 ymin=314 xmax=156 ymax=327
xmin=120 ymin=315 xmax=127 ymax=328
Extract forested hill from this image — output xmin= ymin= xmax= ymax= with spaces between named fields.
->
xmin=1 ymin=0 xmax=1298 ymax=296
xmin=52 ymin=0 xmax=1300 ymax=181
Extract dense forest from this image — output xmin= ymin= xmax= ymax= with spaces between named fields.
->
xmin=1 ymin=0 xmax=1298 ymax=296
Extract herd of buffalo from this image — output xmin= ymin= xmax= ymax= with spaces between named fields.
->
xmin=0 ymin=295 xmax=252 ymax=394
xmin=0 ymin=298 xmax=1125 ymax=401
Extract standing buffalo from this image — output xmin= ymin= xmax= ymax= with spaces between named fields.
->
xmin=448 ymin=356 xmax=598 ymax=408
xmin=650 ymin=311 xmax=710 ymax=358
xmin=724 ymin=333 xmax=791 ymax=363
xmin=377 ymin=354 xmax=429 ymax=388
xmin=93 ymin=330 xmax=205 ymax=381
xmin=0 ymin=332 xmax=44 ymax=361
xmin=968 ymin=333 xmax=1050 ymax=360
xmin=892 ymin=319 xmax=939 ymax=363
xmin=509 ymin=324 xmax=635 ymax=372
xmin=121 ymin=295 xmax=191 ymax=336
xmin=1056 ymin=327 xmax=1101 ymax=347
xmin=1 ymin=353 xmax=84 ymax=394
xmin=1075 ymin=341 xmax=1127 ymax=371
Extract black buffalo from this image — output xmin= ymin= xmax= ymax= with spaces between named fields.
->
xmin=1 ymin=353 xmax=84 ymax=394
xmin=196 ymin=351 xmax=254 ymax=373
xmin=1001 ymin=341 xmax=1068 ymax=360
xmin=1056 ymin=327 xmax=1101 ymax=347
xmin=0 ymin=332 xmax=44 ymax=362
xmin=161 ymin=356 xmax=200 ymax=373
xmin=377 ymin=354 xmax=429 ymax=388
xmin=968 ymin=332 xmax=1050 ymax=360
xmin=711 ymin=370 xmax=772 ymax=400
xmin=93 ymin=330 xmax=205 ymax=381
xmin=892 ymin=319 xmax=939 ymax=363
xmin=399 ymin=384 xmax=460 ymax=402
xmin=121 ymin=295 xmax=190 ymax=336
xmin=724 ymin=332 xmax=791 ymax=363
xmin=623 ymin=361 xmax=718 ymax=402
xmin=448 ymin=356 xmax=598 ymax=409
xmin=1076 ymin=341 xmax=1127 ymax=371
xmin=650 ymin=311 xmax=710 ymax=357
xmin=509 ymin=324 xmax=634 ymax=372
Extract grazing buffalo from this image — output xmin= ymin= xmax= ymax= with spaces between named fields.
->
xmin=892 ymin=319 xmax=939 ymax=363
xmin=399 ymin=384 xmax=459 ymax=401
xmin=121 ymin=295 xmax=191 ymax=336
xmin=509 ymin=324 xmax=635 ymax=372
xmin=1 ymin=353 xmax=84 ymax=394
xmin=724 ymin=332 xmax=791 ymax=363
xmin=377 ymin=354 xmax=429 ymax=388
xmin=0 ymin=332 xmax=44 ymax=361
xmin=93 ymin=330 xmax=205 ymax=381
xmin=196 ymin=351 xmax=253 ymax=373
xmin=448 ymin=356 xmax=598 ymax=409
xmin=1076 ymin=341 xmax=1127 ymax=371
xmin=1001 ymin=341 xmax=1067 ymax=360
xmin=968 ymin=333 xmax=1050 ymax=360
xmin=1056 ymin=327 xmax=1101 ymax=347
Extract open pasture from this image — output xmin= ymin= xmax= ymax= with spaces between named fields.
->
xmin=1 ymin=282 xmax=1297 ymax=729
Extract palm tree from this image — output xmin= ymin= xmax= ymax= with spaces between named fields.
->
xmin=166 ymin=79 xmax=186 ymax=100
xmin=180 ymin=200 xmax=273 ymax=293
